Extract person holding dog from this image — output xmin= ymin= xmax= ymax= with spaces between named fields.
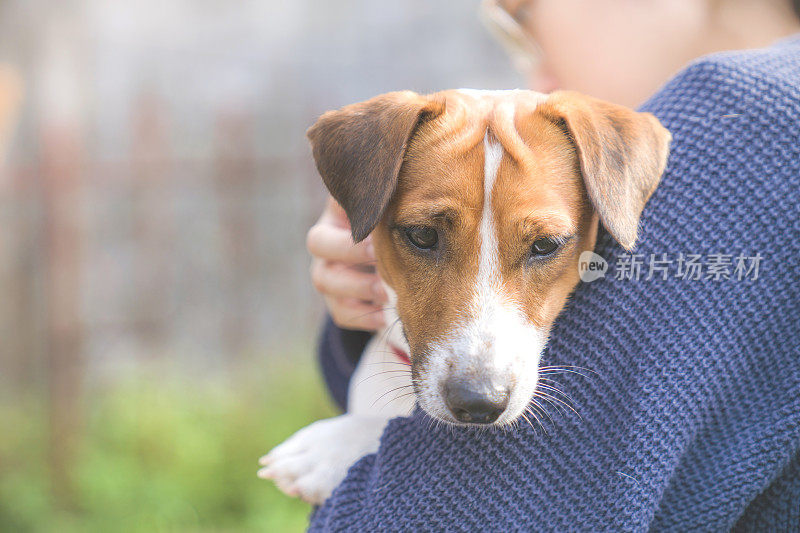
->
xmin=302 ymin=0 xmax=800 ymax=529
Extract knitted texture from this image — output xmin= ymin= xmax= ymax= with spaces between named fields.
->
xmin=310 ymin=36 xmax=800 ymax=532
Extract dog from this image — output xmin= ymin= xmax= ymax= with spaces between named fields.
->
xmin=258 ymin=89 xmax=670 ymax=504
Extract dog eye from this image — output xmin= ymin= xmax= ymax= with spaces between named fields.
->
xmin=405 ymin=226 xmax=438 ymax=250
xmin=530 ymin=237 xmax=559 ymax=257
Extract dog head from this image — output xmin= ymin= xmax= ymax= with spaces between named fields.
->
xmin=308 ymin=89 xmax=670 ymax=426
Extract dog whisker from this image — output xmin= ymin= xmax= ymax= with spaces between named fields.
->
xmin=539 ymin=364 xmax=597 ymax=377
xmin=349 ymin=307 xmax=393 ymax=322
xmin=529 ymin=399 xmax=556 ymax=431
xmin=375 ymin=317 xmax=403 ymax=350
xmin=371 ymin=384 xmax=415 ymax=409
xmin=537 ymin=378 xmax=572 ymax=401
xmin=380 ymin=390 xmax=417 ymax=412
xmin=519 ymin=411 xmax=537 ymax=435
xmin=536 ymin=383 xmax=578 ymax=406
xmin=355 ymin=369 xmax=412 ymax=387
xmin=533 ymin=390 xmax=581 ymax=420
xmin=373 ymin=374 xmax=416 ymax=389
xmin=359 ymin=361 xmax=411 ymax=367
xmin=536 ymin=394 xmax=570 ymax=417
xmin=524 ymin=405 xmax=548 ymax=436
xmin=538 ymin=368 xmax=595 ymax=380
xmin=538 ymin=364 xmax=596 ymax=372
xmin=538 ymin=376 xmax=563 ymax=385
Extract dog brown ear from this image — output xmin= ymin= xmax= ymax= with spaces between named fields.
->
xmin=537 ymin=90 xmax=671 ymax=250
xmin=307 ymin=91 xmax=445 ymax=243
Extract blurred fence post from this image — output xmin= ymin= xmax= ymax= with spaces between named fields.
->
xmin=214 ymin=110 xmax=257 ymax=357
xmin=41 ymin=123 xmax=85 ymax=509
xmin=131 ymin=90 xmax=172 ymax=349
xmin=38 ymin=14 xmax=87 ymax=508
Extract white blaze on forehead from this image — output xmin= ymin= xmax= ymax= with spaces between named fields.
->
xmin=478 ymin=133 xmax=504 ymax=289
xmin=473 ymin=95 xmax=527 ymax=301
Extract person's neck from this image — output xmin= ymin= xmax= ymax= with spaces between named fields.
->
xmin=707 ymin=1 xmax=800 ymax=53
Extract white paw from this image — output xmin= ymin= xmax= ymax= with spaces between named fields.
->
xmin=257 ymin=414 xmax=390 ymax=505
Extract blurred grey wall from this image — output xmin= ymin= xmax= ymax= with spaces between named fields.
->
xmin=0 ymin=0 xmax=522 ymax=385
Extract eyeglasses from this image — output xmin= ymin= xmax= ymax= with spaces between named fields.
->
xmin=480 ymin=0 xmax=543 ymax=74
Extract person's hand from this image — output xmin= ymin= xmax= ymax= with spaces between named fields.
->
xmin=307 ymin=197 xmax=388 ymax=332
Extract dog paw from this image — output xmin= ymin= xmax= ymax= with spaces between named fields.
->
xmin=257 ymin=414 xmax=389 ymax=505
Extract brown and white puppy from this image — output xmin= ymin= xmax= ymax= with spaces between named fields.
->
xmin=258 ymin=89 xmax=670 ymax=504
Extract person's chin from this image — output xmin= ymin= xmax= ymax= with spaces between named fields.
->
xmin=528 ymin=65 xmax=561 ymax=93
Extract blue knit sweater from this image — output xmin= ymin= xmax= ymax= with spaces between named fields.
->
xmin=311 ymin=36 xmax=800 ymax=532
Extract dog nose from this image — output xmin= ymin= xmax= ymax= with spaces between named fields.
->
xmin=444 ymin=379 xmax=509 ymax=424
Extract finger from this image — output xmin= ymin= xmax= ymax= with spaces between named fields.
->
xmin=307 ymin=224 xmax=375 ymax=266
xmin=316 ymin=196 xmax=352 ymax=231
xmin=327 ymin=297 xmax=386 ymax=331
xmin=311 ymin=261 xmax=385 ymax=303
xmin=321 ymin=196 xmax=349 ymax=228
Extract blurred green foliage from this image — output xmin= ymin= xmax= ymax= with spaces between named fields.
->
xmin=0 ymin=355 xmax=337 ymax=532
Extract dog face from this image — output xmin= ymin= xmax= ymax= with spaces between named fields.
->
xmin=308 ymin=89 xmax=670 ymax=426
